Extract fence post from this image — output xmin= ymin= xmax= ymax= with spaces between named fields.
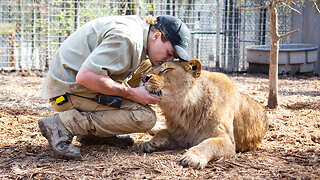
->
xmin=215 ymin=0 xmax=220 ymax=71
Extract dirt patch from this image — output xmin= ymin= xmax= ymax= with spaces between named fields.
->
xmin=0 ymin=72 xmax=319 ymax=179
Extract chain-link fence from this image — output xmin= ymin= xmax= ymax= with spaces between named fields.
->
xmin=0 ymin=0 xmax=292 ymax=72
xmin=0 ymin=1 xmax=48 ymax=70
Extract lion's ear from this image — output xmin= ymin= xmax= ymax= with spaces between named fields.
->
xmin=181 ymin=58 xmax=202 ymax=78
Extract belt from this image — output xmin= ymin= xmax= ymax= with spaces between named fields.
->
xmin=50 ymin=93 xmax=123 ymax=109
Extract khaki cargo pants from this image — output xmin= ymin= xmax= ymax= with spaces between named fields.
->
xmin=51 ymin=60 xmax=155 ymax=137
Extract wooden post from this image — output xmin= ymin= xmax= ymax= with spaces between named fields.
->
xmin=267 ymin=0 xmax=279 ymax=108
xmin=10 ymin=32 xmax=15 ymax=67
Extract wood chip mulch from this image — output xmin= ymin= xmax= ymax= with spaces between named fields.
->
xmin=0 ymin=72 xmax=319 ymax=179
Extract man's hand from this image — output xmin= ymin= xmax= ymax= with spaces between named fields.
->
xmin=126 ymin=86 xmax=160 ymax=105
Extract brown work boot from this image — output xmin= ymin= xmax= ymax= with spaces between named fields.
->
xmin=77 ymin=134 xmax=135 ymax=147
xmin=38 ymin=114 xmax=81 ymax=159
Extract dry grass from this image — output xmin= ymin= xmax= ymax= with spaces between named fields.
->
xmin=0 ymin=72 xmax=319 ymax=179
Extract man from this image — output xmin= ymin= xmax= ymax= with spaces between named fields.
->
xmin=38 ymin=15 xmax=191 ymax=159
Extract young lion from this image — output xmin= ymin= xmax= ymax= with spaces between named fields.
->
xmin=138 ymin=59 xmax=269 ymax=169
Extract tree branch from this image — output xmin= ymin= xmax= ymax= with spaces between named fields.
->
xmin=237 ymin=0 xmax=299 ymax=12
xmin=276 ymin=0 xmax=297 ymax=4
xmin=313 ymin=1 xmax=320 ymax=13
xmin=279 ymin=28 xmax=300 ymax=39
xmin=236 ymin=5 xmax=268 ymax=11
xmin=281 ymin=2 xmax=301 ymax=14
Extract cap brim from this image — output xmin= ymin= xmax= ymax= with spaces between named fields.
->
xmin=173 ymin=45 xmax=189 ymax=61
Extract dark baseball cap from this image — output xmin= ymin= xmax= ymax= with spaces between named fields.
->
xmin=156 ymin=15 xmax=191 ymax=61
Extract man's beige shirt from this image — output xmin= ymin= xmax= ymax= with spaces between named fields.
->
xmin=40 ymin=15 xmax=149 ymax=99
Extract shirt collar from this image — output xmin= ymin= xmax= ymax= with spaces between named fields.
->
xmin=141 ymin=23 xmax=150 ymax=60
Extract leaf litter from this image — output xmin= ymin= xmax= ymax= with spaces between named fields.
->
xmin=0 ymin=72 xmax=319 ymax=179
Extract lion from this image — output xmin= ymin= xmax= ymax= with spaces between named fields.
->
xmin=137 ymin=58 xmax=269 ymax=169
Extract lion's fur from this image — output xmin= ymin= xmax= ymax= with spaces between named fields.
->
xmin=138 ymin=59 xmax=268 ymax=169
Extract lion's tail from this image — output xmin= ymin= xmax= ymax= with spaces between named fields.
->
xmin=233 ymin=93 xmax=269 ymax=152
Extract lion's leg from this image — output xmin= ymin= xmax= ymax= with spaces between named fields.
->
xmin=138 ymin=129 xmax=177 ymax=153
xmin=179 ymin=135 xmax=236 ymax=169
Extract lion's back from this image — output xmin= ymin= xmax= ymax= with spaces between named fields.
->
xmin=198 ymin=71 xmax=268 ymax=152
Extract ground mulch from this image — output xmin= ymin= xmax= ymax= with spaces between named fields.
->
xmin=0 ymin=72 xmax=319 ymax=179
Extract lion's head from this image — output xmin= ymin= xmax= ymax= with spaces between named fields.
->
xmin=142 ymin=59 xmax=202 ymax=102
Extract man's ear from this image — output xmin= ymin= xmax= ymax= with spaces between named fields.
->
xmin=153 ymin=31 xmax=161 ymax=40
xmin=181 ymin=58 xmax=202 ymax=78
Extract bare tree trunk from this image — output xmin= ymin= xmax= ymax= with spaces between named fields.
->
xmin=267 ymin=0 xmax=279 ymax=108
xmin=237 ymin=0 xmax=299 ymax=109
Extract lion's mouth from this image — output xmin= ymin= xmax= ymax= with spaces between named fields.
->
xmin=149 ymin=90 xmax=162 ymax=96
xmin=143 ymin=83 xmax=162 ymax=97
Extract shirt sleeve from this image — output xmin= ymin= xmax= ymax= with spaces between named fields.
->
xmin=82 ymin=33 xmax=134 ymax=77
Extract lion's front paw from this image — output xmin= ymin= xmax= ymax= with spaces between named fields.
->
xmin=137 ymin=141 xmax=158 ymax=153
xmin=179 ymin=151 xmax=208 ymax=169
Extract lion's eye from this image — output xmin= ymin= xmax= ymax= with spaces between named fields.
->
xmin=159 ymin=68 xmax=174 ymax=75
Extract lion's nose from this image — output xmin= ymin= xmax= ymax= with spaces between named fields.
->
xmin=143 ymin=75 xmax=152 ymax=83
